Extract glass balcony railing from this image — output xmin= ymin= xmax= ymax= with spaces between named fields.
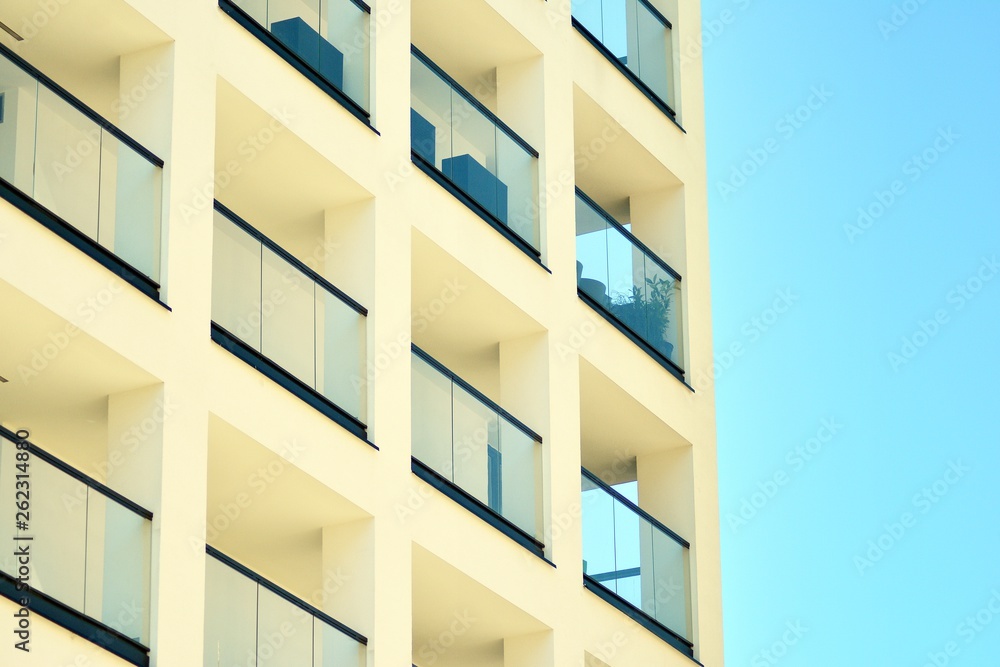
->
xmin=411 ymin=347 xmax=544 ymax=553
xmin=571 ymin=0 xmax=676 ymax=116
xmin=410 ymin=47 xmax=541 ymax=258
xmin=581 ymin=468 xmax=692 ymax=655
xmin=222 ymin=0 xmax=372 ymax=120
xmin=211 ymin=202 xmax=367 ymax=437
xmin=205 ymin=546 xmax=367 ymax=667
xmin=575 ymin=189 xmax=684 ymax=377
xmin=0 ymin=44 xmax=163 ymax=297
xmin=0 ymin=429 xmax=152 ymax=654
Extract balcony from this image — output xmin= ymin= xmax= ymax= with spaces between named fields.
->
xmin=575 ymin=189 xmax=685 ymax=380
xmin=410 ymin=47 xmax=541 ymax=261
xmin=205 ymin=546 xmax=367 ymax=667
xmin=0 ymin=44 xmax=164 ymax=300
xmin=220 ymin=0 xmax=373 ymax=125
xmin=211 ymin=201 xmax=368 ymax=439
xmin=411 ymin=346 xmax=544 ymax=557
xmin=571 ymin=0 xmax=677 ymax=119
xmin=0 ymin=428 xmax=152 ymax=666
xmin=581 ymin=468 xmax=692 ymax=658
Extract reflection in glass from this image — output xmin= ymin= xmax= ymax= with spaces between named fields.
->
xmin=571 ymin=0 xmax=675 ymax=110
xmin=410 ymin=51 xmax=540 ymax=251
xmin=230 ymin=0 xmax=372 ymax=112
xmin=575 ymin=191 xmax=684 ymax=369
xmin=581 ymin=470 xmax=691 ymax=641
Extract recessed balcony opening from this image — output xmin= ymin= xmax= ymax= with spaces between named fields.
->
xmin=412 ymin=546 xmax=552 ymax=667
xmin=204 ymin=415 xmax=373 ymax=666
xmin=571 ymin=0 xmax=679 ymax=120
xmin=0 ymin=286 xmax=164 ymax=665
xmin=0 ymin=11 xmax=173 ymax=299
xmin=0 ymin=280 xmax=162 ymax=472
xmin=410 ymin=0 xmax=545 ymax=262
xmin=212 ymin=81 xmax=373 ymax=436
xmin=411 ymin=231 xmax=549 ymax=556
xmin=579 ymin=357 xmax=695 ymax=657
xmin=573 ymin=88 xmax=688 ymax=377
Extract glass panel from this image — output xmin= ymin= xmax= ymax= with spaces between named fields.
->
xmin=269 ymin=0 xmax=323 ymax=76
xmin=212 ymin=212 xmax=264 ymax=351
xmin=572 ymin=0 xmax=605 ymax=40
xmin=606 ymin=224 xmax=646 ymax=334
xmin=612 ymin=495 xmax=643 ymax=606
xmin=92 ymin=495 xmax=151 ymax=644
xmin=411 ymin=355 xmax=454 ymax=478
xmin=323 ymin=0 xmax=371 ymax=110
xmin=0 ymin=56 xmax=39 ymax=193
xmin=262 ymin=246 xmax=317 ymax=385
xmin=33 ymin=85 xmax=102 ymax=239
xmin=232 ymin=0 xmax=267 ymax=23
xmin=575 ymin=198 xmax=611 ymax=307
xmin=651 ymin=526 xmax=691 ymax=639
xmin=602 ymin=0 xmax=629 ymax=60
xmin=258 ymin=585 xmax=314 ymax=666
xmin=204 ymin=556 xmax=258 ymax=667
xmin=410 ymin=56 xmax=451 ymax=170
xmin=315 ymin=620 xmax=366 ymax=667
xmin=0 ymin=442 xmax=85 ymax=611
xmin=499 ymin=418 xmax=540 ymax=537
xmin=496 ymin=130 xmax=538 ymax=246
xmin=447 ymin=91 xmax=502 ymax=221
xmin=100 ymin=134 xmax=162 ymax=280
xmin=317 ymin=288 xmax=366 ymax=422
xmin=581 ymin=475 xmax=616 ymax=579
xmin=451 ymin=384 xmax=497 ymax=507
xmin=635 ymin=1 xmax=672 ymax=104
xmin=642 ymin=257 xmax=680 ymax=363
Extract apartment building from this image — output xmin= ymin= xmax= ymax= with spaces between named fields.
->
xmin=0 ymin=0 xmax=721 ymax=665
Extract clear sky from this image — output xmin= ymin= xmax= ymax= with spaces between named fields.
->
xmin=703 ymin=1 xmax=1000 ymax=664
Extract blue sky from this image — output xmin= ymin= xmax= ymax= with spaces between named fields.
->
xmin=704 ymin=1 xmax=1000 ymax=664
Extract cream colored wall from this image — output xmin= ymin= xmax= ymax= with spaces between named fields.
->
xmin=0 ymin=0 xmax=719 ymax=665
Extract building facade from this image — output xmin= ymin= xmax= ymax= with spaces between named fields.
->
xmin=0 ymin=0 xmax=722 ymax=665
